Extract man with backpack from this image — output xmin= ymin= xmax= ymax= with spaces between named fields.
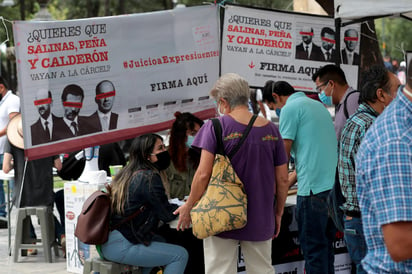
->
xmin=311 ymin=65 xmax=360 ymax=233
xmin=312 ymin=64 xmax=359 ymax=141
xmin=338 ymin=66 xmax=400 ymax=273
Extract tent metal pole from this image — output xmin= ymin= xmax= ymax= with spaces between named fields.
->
xmin=335 ymin=18 xmax=341 ymax=67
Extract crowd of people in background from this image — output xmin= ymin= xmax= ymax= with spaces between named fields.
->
xmin=0 ymin=53 xmax=411 ymax=273
xmin=384 ymin=55 xmax=407 ymax=85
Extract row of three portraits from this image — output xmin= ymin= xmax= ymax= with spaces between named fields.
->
xmin=30 ymin=80 xmax=118 ymax=146
xmin=296 ymin=25 xmax=359 ymax=65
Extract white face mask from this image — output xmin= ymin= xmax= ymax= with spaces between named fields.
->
xmin=217 ymin=101 xmax=225 ymax=116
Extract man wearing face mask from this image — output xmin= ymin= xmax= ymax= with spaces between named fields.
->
xmin=338 ymin=66 xmax=400 ymax=273
xmin=262 ymin=81 xmax=338 ymax=274
xmin=312 ymin=64 xmax=360 ymax=142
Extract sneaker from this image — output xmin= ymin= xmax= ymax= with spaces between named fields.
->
xmin=27 ymin=249 xmax=38 ymax=256
xmin=0 ymin=216 xmax=7 ymax=229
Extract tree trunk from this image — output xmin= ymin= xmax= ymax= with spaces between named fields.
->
xmin=314 ymin=0 xmax=383 ymax=74
xmin=105 ymin=0 xmax=111 ymax=16
xmin=118 ymin=0 xmax=125 ymax=15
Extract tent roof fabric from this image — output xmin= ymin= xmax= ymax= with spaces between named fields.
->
xmin=335 ymin=0 xmax=412 ymax=21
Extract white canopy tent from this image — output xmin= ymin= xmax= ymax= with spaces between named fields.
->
xmin=334 ymin=0 xmax=412 ymax=22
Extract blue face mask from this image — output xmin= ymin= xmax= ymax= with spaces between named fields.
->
xmin=318 ymin=90 xmax=333 ymax=106
xmin=186 ymin=135 xmax=195 ymax=148
xmin=275 ymin=108 xmax=281 ymax=118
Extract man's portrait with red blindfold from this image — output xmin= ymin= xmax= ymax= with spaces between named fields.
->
xmin=30 ymin=88 xmax=60 ymax=145
xmin=320 ymin=27 xmax=337 ymax=62
xmin=52 ymin=84 xmax=95 ymax=141
xmin=340 ymin=28 xmax=360 ymax=66
xmin=87 ymin=80 xmax=118 ymax=133
xmin=296 ymin=26 xmax=323 ymax=61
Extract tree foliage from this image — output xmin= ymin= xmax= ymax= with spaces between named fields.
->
xmin=375 ymin=17 xmax=412 ymax=62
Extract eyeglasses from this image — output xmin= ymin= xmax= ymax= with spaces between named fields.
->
xmin=315 ymin=81 xmax=329 ymax=93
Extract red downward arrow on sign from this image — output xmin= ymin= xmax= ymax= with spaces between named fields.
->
xmin=248 ymin=61 xmax=255 ymax=68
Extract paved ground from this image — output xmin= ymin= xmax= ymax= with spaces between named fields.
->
xmin=0 ymin=205 xmax=70 ymax=274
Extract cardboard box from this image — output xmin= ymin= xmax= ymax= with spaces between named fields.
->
xmin=64 ymin=182 xmax=105 ymax=274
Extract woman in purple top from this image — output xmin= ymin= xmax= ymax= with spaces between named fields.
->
xmin=175 ymin=73 xmax=290 ymax=274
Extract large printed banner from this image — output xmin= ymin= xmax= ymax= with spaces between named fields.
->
xmin=13 ymin=5 xmax=220 ymax=160
xmin=221 ymin=5 xmax=360 ymax=90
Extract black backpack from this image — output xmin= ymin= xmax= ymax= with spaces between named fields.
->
xmin=327 ymin=169 xmax=346 ymax=232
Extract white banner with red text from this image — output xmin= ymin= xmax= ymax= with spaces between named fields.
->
xmin=221 ymin=5 xmax=360 ymax=91
xmin=13 ymin=5 xmax=219 ymax=160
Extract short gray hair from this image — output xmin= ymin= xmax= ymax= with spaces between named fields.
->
xmin=210 ymin=73 xmax=249 ymax=109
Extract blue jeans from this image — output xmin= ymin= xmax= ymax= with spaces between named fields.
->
xmin=297 ymin=190 xmax=336 ymax=274
xmin=101 ymin=230 xmax=188 ymax=274
xmin=343 ymin=215 xmax=367 ymax=274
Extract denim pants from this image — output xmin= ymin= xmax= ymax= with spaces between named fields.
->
xmin=343 ymin=215 xmax=367 ymax=274
xmin=297 ymin=190 xmax=336 ymax=274
xmin=101 ymin=230 xmax=188 ymax=274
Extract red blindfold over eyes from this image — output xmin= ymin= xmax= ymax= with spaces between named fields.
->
xmin=344 ymin=37 xmax=358 ymax=42
xmin=34 ymin=98 xmax=52 ymax=105
xmin=321 ymin=37 xmax=336 ymax=44
xmin=63 ymin=101 xmax=83 ymax=108
xmin=95 ymin=90 xmax=115 ymax=100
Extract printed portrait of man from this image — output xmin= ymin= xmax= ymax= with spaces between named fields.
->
xmin=341 ymin=29 xmax=360 ymax=65
xmin=52 ymin=84 xmax=95 ymax=141
xmin=87 ymin=80 xmax=118 ymax=134
xmin=320 ymin=27 xmax=337 ymax=62
xmin=30 ymin=89 xmax=59 ymax=146
xmin=296 ymin=26 xmax=323 ymax=61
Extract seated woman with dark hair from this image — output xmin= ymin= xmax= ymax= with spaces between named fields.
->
xmin=101 ymin=134 xmax=188 ymax=274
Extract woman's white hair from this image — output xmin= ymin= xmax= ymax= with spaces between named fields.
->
xmin=210 ymin=73 xmax=250 ymax=109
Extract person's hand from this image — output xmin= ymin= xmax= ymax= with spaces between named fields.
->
xmin=173 ymin=202 xmax=192 ymax=231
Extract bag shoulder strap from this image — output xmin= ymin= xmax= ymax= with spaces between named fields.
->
xmin=343 ymin=90 xmax=360 ymax=119
xmin=211 ymin=115 xmax=258 ymax=159
xmin=111 ymin=204 xmax=146 ymax=231
xmin=212 ymin=118 xmax=224 ymax=155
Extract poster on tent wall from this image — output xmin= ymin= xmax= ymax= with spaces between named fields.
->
xmin=221 ymin=5 xmax=360 ymax=91
xmin=13 ymin=5 xmax=219 ymax=160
